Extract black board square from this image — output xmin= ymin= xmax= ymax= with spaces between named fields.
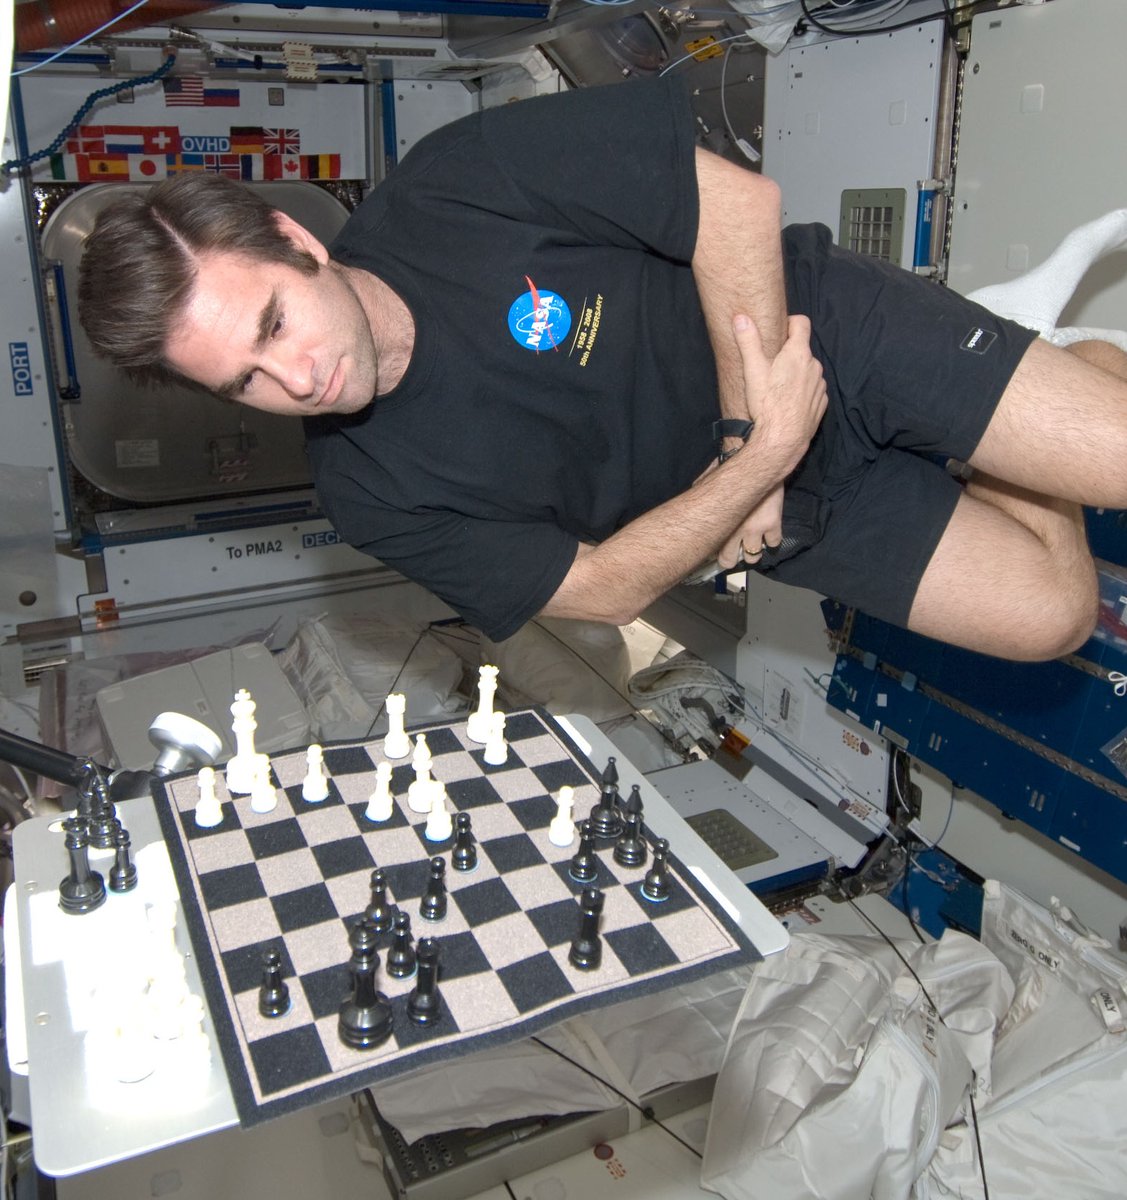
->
xmin=221 ymin=939 xmax=294 ymax=996
xmin=451 ymin=877 xmax=520 ymax=928
xmin=248 ymin=1025 xmax=333 ymax=1097
xmin=321 ymin=745 xmax=377 ymax=777
xmin=531 ymin=759 xmax=591 ymax=795
xmin=299 ymin=962 xmax=351 ymax=1020
xmin=605 ymin=924 xmax=679 ymax=975
xmin=422 ymin=726 xmax=462 ymax=756
xmin=380 ymin=860 xmax=428 ymax=904
xmin=199 ymin=863 xmax=266 ymax=910
xmin=347 ymin=801 xmax=410 ymax=833
xmin=271 ymin=882 xmax=338 ymax=933
xmin=625 ymin=875 xmax=694 ymax=915
xmin=508 ymin=794 xmax=558 ymax=832
xmin=481 ymin=832 xmax=547 ymax=874
xmin=445 ymin=776 xmax=502 ymax=810
xmin=244 ymin=818 xmax=308 ymax=861
xmin=283 ymin=781 xmax=344 ymax=812
xmin=552 ymin=856 xmax=616 ymax=892
xmin=430 ymin=929 xmax=492 ymax=981
xmin=497 ymin=950 xmax=573 ymax=1013
xmin=524 ymin=898 xmax=581 ymax=948
xmin=504 ymin=711 xmax=546 ymax=742
xmin=311 ymin=836 xmax=377 ymax=880
xmin=180 ymin=803 xmax=242 ymax=840
xmin=388 ymin=991 xmax=461 ymax=1046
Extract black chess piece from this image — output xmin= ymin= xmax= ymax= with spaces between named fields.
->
xmin=386 ymin=911 xmax=417 ymax=979
xmin=568 ymin=887 xmax=604 ymax=971
xmin=338 ymin=918 xmax=394 ymax=1049
xmin=364 ymin=868 xmax=395 ymax=935
xmin=641 ymin=837 xmax=671 ymax=903
xmin=588 ymin=757 xmax=623 ymax=840
xmin=419 ymin=857 xmax=448 ymax=922
xmin=58 ymin=818 xmax=106 ymax=915
xmin=623 ymin=783 xmax=644 ymax=821
xmin=108 ymin=829 xmax=138 ymax=893
xmin=259 ymin=948 xmax=291 ymax=1018
xmin=406 ymin=937 xmax=443 ymax=1025
xmin=451 ymin=812 xmax=477 ymax=873
xmin=88 ymin=804 xmax=121 ymax=851
xmin=613 ymin=810 xmax=648 ymax=869
xmin=568 ymin=820 xmax=599 ymax=884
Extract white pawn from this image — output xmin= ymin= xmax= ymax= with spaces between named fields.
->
xmin=250 ymin=758 xmax=278 ymax=814
xmin=364 ymin=761 xmax=394 ymax=822
xmin=466 ymin=664 xmax=500 ymax=744
xmin=548 ymin=785 xmax=576 ymax=848
xmin=407 ymin=734 xmax=437 ymax=813
xmin=225 ymin=688 xmax=259 ymax=795
xmin=302 ymin=744 xmax=329 ymax=803
xmin=424 ymin=783 xmax=453 ymax=842
xmin=483 ymin=711 xmax=508 ymax=766
xmin=383 ymin=693 xmax=410 ymax=759
xmin=194 ymin=766 xmax=223 ymax=828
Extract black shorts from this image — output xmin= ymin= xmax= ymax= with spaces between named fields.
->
xmin=755 ymin=224 xmax=1040 ymax=626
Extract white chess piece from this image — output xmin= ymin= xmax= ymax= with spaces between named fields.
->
xmin=225 ymin=688 xmax=259 ymax=794
xmin=250 ymin=758 xmax=278 ymax=814
xmin=483 ymin=711 xmax=508 ymax=766
xmin=466 ymin=664 xmax=500 ymax=743
xmin=194 ymin=766 xmax=223 ymax=828
xmin=302 ymin=744 xmax=329 ymax=802
xmin=383 ymin=692 xmax=411 ymax=759
xmin=364 ymin=761 xmax=394 ymax=822
xmin=424 ymin=783 xmax=454 ymax=842
xmin=548 ymin=785 xmax=576 ymax=848
xmin=407 ymin=734 xmax=437 ymax=813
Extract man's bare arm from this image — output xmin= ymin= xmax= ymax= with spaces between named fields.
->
xmin=539 ymin=315 xmax=826 ymax=626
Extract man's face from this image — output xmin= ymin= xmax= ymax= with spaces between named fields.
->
xmin=164 ymin=243 xmax=379 ymax=416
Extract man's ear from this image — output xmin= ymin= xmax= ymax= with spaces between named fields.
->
xmin=273 ymin=210 xmax=330 ymax=264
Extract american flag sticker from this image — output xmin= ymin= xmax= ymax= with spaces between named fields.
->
xmin=163 ymin=77 xmax=241 ymax=107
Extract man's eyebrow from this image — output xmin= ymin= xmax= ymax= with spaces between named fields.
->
xmin=214 ymin=289 xmax=282 ymax=401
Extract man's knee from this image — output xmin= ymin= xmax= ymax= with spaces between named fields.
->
xmin=1030 ymin=568 xmax=1099 ymax=659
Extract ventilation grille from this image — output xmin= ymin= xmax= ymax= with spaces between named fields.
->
xmin=839 ymin=188 xmax=907 ymax=265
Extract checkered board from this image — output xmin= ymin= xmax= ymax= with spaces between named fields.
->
xmin=152 ymin=709 xmax=760 ymax=1127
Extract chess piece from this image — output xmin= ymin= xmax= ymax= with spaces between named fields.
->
xmin=548 ymin=786 xmax=576 ymax=848
xmin=338 ymin=919 xmax=393 ymax=1050
xmin=406 ymin=938 xmax=442 ymax=1025
xmin=364 ymin=868 xmax=395 ymax=935
xmin=250 ymin=758 xmax=278 ymax=814
xmin=624 ymin=783 xmax=644 ymax=821
xmin=613 ymin=810 xmax=648 ymax=869
xmin=451 ymin=812 xmax=477 ymax=873
xmin=59 ymin=818 xmax=107 ymax=914
xmin=424 ymin=783 xmax=453 ymax=842
xmin=194 ymin=766 xmax=223 ymax=828
xmin=383 ymin=692 xmax=410 ymax=759
xmin=108 ymin=829 xmax=138 ymax=893
xmin=364 ymin=761 xmax=394 ymax=822
xmin=88 ymin=803 xmax=121 ymax=851
xmin=386 ymin=912 xmax=417 ymax=980
xmin=483 ymin=711 xmax=508 ymax=766
xmin=225 ymin=688 xmax=260 ymax=795
xmin=419 ymin=857 xmax=447 ymax=922
xmin=302 ymin=744 xmax=329 ymax=803
xmin=568 ymin=820 xmax=599 ymax=884
xmin=568 ymin=887 xmax=604 ymax=971
xmin=466 ymin=664 xmax=500 ymax=743
xmin=642 ymin=837 xmax=672 ymax=903
xmin=258 ymin=949 xmax=290 ymax=1018
xmin=407 ymin=735 xmax=437 ymax=813
xmin=589 ymin=757 xmax=623 ymax=840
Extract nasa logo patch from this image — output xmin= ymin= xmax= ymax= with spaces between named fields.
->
xmin=508 ymin=278 xmax=572 ymax=352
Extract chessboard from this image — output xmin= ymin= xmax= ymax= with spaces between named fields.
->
xmin=151 ymin=709 xmax=761 ymax=1128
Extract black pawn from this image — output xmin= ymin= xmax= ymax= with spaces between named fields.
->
xmin=258 ymin=949 xmax=291 ymax=1017
xmin=641 ymin=837 xmax=672 ymax=903
xmin=419 ymin=856 xmax=447 ymax=922
xmin=568 ymin=820 xmax=599 ymax=884
xmin=568 ymin=887 xmax=604 ymax=971
xmin=451 ymin=812 xmax=477 ymax=873
xmin=406 ymin=937 xmax=443 ymax=1025
xmin=58 ymin=818 xmax=106 ymax=915
xmin=589 ymin=757 xmax=623 ymax=840
xmin=364 ymin=868 xmax=395 ymax=935
xmin=338 ymin=919 xmax=394 ymax=1049
xmin=108 ymin=829 xmax=138 ymax=893
xmin=386 ymin=911 xmax=417 ymax=980
xmin=613 ymin=810 xmax=648 ymax=869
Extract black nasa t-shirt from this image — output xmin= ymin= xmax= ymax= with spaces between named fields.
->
xmin=304 ymin=77 xmax=719 ymax=640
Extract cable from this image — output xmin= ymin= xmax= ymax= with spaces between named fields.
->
xmin=2 ymin=52 xmax=177 ymax=175
xmin=362 ymin=621 xmax=474 ymax=739
xmin=659 ymin=30 xmax=752 ymax=78
xmin=11 ymin=0 xmax=151 ymax=76
xmin=797 ymin=0 xmax=953 ymax=38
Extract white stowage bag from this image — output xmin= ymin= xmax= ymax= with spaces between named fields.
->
xmin=700 ymin=929 xmax=1014 ymax=1200
xmin=924 ymin=882 xmax=1127 ymax=1200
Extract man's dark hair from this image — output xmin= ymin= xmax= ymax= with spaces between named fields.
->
xmin=78 ymin=172 xmax=320 ymax=388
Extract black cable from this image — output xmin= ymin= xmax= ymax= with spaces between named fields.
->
xmin=798 ymin=0 xmax=955 ymax=38
xmin=363 ymin=621 xmax=475 ymax=739
xmin=504 ymin=1183 xmax=519 ymax=1200
xmin=529 ymin=1035 xmax=704 ymax=1160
